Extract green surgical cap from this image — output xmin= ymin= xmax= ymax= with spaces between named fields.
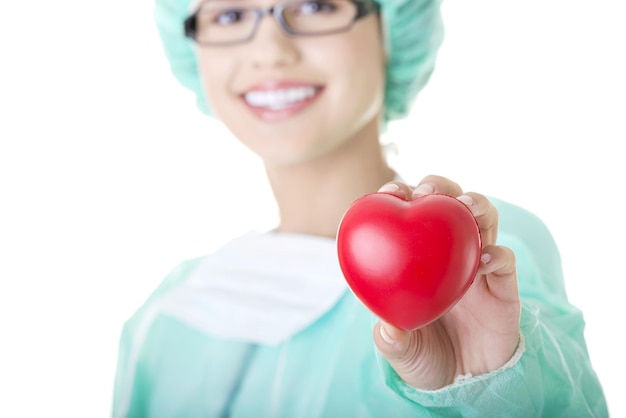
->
xmin=154 ymin=0 xmax=444 ymax=122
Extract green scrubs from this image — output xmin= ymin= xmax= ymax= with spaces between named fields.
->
xmin=112 ymin=199 xmax=607 ymax=417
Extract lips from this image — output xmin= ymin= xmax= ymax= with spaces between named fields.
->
xmin=240 ymin=81 xmax=324 ymax=122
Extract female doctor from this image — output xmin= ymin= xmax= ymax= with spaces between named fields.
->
xmin=113 ymin=0 xmax=607 ymax=416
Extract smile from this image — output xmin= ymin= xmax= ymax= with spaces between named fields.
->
xmin=244 ymin=86 xmax=319 ymax=110
xmin=241 ymin=84 xmax=324 ymax=122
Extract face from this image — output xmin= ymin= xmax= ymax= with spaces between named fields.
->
xmin=196 ymin=0 xmax=386 ymax=167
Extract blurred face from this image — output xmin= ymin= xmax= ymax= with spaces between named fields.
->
xmin=196 ymin=0 xmax=386 ymax=167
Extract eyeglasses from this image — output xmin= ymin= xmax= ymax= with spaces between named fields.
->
xmin=184 ymin=0 xmax=380 ymax=46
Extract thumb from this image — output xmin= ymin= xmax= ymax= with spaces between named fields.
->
xmin=372 ymin=321 xmax=414 ymax=361
xmin=373 ymin=320 xmax=455 ymax=390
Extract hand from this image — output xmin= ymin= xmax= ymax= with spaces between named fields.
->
xmin=372 ymin=175 xmax=521 ymax=390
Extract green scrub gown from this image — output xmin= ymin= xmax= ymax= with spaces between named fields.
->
xmin=112 ymin=198 xmax=607 ymax=417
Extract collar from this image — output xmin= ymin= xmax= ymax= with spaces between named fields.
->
xmin=158 ymin=231 xmax=348 ymax=345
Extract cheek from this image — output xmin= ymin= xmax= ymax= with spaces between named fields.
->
xmin=317 ymin=45 xmax=385 ymax=118
xmin=197 ymin=53 xmax=238 ymax=114
xmin=311 ymin=29 xmax=385 ymax=97
xmin=351 ymin=33 xmax=386 ymax=90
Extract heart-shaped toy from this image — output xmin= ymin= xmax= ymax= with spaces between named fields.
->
xmin=337 ymin=192 xmax=482 ymax=330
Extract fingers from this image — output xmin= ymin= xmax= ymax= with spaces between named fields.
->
xmin=412 ymin=175 xmax=463 ymax=199
xmin=458 ymin=192 xmax=499 ymax=246
xmin=378 ymin=182 xmax=414 ymax=200
xmin=378 ymin=175 xmax=464 ymax=200
xmin=378 ymin=175 xmax=500 ymax=246
xmin=412 ymin=175 xmax=499 ymax=246
xmin=479 ymin=245 xmax=519 ymax=302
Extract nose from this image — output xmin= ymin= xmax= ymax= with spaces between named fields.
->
xmin=248 ymin=14 xmax=300 ymax=69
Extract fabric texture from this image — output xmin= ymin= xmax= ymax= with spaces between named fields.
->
xmin=112 ymin=198 xmax=608 ymax=417
xmin=153 ymin=0 xmax=444 ymax=122
xmin=158 ymin=231 xmax=348 ymax=345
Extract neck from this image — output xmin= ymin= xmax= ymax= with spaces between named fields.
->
xmin=264 ymin=119 xmax=395 ymax=238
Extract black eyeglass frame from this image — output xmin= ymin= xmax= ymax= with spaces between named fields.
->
xmin=184 ymin=0 xmax=381 ymax=46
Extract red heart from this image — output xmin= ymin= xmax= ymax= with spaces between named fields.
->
xmin=337 ymin=192 xmax=482 ymax=330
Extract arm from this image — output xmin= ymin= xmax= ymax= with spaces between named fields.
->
xmin=373 ymin=178 xmax=607 ymax=417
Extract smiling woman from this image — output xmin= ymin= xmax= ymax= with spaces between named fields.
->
xmin=195 ymin=5 xmax=385 ymax=167
xmin=105 ymin=0 xmax=611 ymax=416
xmin=0 ymin=0 xmax=622 ymax=417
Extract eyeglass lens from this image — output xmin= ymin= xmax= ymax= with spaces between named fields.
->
xmin=194 ymin=0 xmax=359 ymax=44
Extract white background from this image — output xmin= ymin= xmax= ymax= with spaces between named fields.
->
xmin=1 ymin=0 xmax=624 ymax=416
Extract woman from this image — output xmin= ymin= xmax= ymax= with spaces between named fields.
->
xmin=113 ymin=0 xmax=607 ymax=416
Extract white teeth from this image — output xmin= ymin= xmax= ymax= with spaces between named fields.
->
xmin=244 ymin=87 xmax=317 ymax=109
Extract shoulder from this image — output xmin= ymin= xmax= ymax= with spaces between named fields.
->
xmin=120 ymin=255 xmax=206 ymax=333
xmin=147 ymin=256 xmax=207 ymax=301
xmin=490 ymin=196 xmax=567 ymax=298
xmin=490 ymin=196 xmax=559 ymax=251
xmin=119 ymin=231 xmax=262 ymax=339
xmin=491 ymin=197 xmax=556 ymax=243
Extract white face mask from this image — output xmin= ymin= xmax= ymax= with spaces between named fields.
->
xmin=158 ymin=230 xmax=348 ymax=345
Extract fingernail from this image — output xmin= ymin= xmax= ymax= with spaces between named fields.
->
xmin=380 ymin=324 xmax=396 ymax=345
xmin=457 ymin=195 xmax=474 ymax=207
xmin=378 ymin=183 xmax=399 ymax=193
xmin=412 ymin=183 xmax=435 ymax=197
xmin=481 ymin=253 xmax=492 ymax=264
